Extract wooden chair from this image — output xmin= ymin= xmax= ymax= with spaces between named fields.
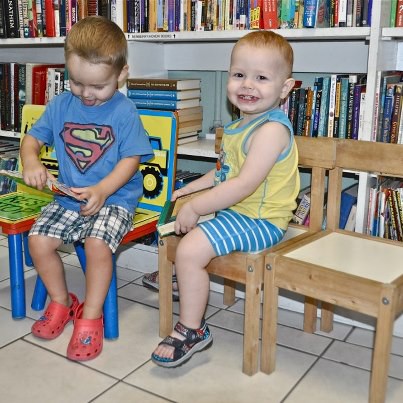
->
xmin=261 ymin=138 xmax=403 ymax=403
xmin=157 ymin=135 xmax=336 ymax=375
xmin=2 ymin=105 xmax=178 ymax=340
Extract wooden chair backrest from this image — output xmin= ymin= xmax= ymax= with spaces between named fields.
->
xmin=327 ymin=139 xmax=403 ymax=232
xmin=215 ymin=128 xmax=336 ymax=232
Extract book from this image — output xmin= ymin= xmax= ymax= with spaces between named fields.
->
xmin=157 ymin=188 xmax=215 ymax=237
xmin=3 ymin=0 xmax=20 ymax=38
xmin=127 ymin=77 xmax=201 ymax=91
xmin=32 ymin=64 xmax=64 ymax=105
xmin=0 ymin=170 xmax=83 ymax=201
xmin=292 ymin=192 xmax=310 ymax=225
xmin=389 ymin=83 xmax=403 ymax=143
xmin=129 ymin=97 xmax=201 ymax=110
xmin=339 ymin=183 xmax=358 ymax=229
xmin=344 ymin=203 xmax=357 ymax=231
xmin=127 ymin=88 xmax=201 ymax=100
xmin=177 ymin=133 xmax=199 ymax=145
xmin=303 ymin=0 xmax=318 ymax=27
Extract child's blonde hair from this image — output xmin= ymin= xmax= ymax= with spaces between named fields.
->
xmin=64 ymin=16 xmax=128 ymax=74
xmin=233 ymin=31 xmax=294 ymax=78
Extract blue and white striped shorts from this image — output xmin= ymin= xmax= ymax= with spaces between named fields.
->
xmin=29 ymin=201 xmax=133 ymax=253
xmin=198 ymin=209 xmax=285 ymax=256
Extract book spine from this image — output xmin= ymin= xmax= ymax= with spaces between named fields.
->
xmin=129 ymin=98 xmax=180 ymax=109
xmin=312 ymin=80 xmax=323 ymax=137
xmin=35 ymin=0 xmax=44 ymax=36
xmin=17 ymin=64 xmax=26 ymax=132
xmin=292 ymin=193 xmax=310 ymax=225
xmin=127 ymin=79 xmax=185 ymax=90
xmin=45 ymin=0 xmax=56 ymax=37
xmin=327 ymin=74 xmax=337 ymax=137
xmin=4 ymin=0 xmax=20 ymax=38
xmin=303 ymin=0 xmax=317 ymax=27
xmin=303 ymin=87 xmax=314 ymax=136
xmin=0 ymin=1 xmax=6 ymax=38
xmin=318 ymin=76 xmax=330 ymax=136
xmin=351 ymin=83 xmax=364 ymax=140
xmin=296 ymin=87 xmax=306 ymax=136
xmin=345 ymin=76 xmax=356 ymax=139
xmin=380 ymin=84 xmax=395 ymax=143
xmin=396 ymin=0 xmax=403 ymax=27
xmin=127 ymin=89 xmax=191 ymax=99
xmin=338 ymin=77 xmax=349 ymax=139
xmin=390 ymin=84 xmax=403 ymax=144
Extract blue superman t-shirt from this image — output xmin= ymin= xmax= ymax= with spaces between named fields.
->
xmin=28 ymin=91 xmax=154 ymax=212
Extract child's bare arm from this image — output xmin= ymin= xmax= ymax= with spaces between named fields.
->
xmin=175 ymin=122 xmax=290 ymax=232
xmin=171 ymin=169 xmax=215 ymax=201
xmin=72 ymin=156 xmax=140 ymax=216
xmin=20 ymin=134 xmax=49 ymax=190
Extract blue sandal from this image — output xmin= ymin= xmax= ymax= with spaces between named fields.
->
xmin=151 ymin=319 xmax=213 ymax=368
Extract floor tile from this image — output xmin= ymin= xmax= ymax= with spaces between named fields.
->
xmin=285 ymin=358 xmax=403 ymax=403
xmin=347 ymin=327 xmax=403 ymax=356
xmin=25 ymin=299 xmax=161 ymax=380
xmin=0 ymin=340 xmax=116 ymax=403
xmin=0 ymin=306 xmax=34 ymax=347
xmin=323 ymin=340 xmax=403 ymax=380
xmin=92 ymin=382 xmax=171 ymax=403
xmin=124 ymin=326 xmax=317 ymax=403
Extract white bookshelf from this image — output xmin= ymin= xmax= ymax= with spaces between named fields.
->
xmin=2 ymin=2 xmax=403 ymax=334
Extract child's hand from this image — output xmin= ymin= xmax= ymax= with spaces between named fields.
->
xmin=171 ymin=187 xmax=192 ymax=201
xmin=70 ymin=185 xmax=108 ymax=216
xmin=174 ymin=201 xmax=200 ymax=234
xmin=22 ymin=162 xmax=48 ymax=190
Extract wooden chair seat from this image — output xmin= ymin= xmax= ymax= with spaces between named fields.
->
xmin=158 ymin=135 xmax=336 ymax=376
xmin=261 ymin=138 xmax=403 ymax=403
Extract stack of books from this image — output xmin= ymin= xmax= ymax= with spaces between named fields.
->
xmin=126 ymin=78 xmax=203 ymax=145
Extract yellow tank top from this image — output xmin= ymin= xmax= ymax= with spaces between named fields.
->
xmin=215 ymin=109 xmax=300 ymax=230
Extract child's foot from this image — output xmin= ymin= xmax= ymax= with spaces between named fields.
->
xmin=67 ymin=303 xmax=103 ymax=361
xmin=151 ymin=319 xmax=213 ymax=368
xmin=31 ymin=293 xmax=79 ymax=339
xmin=142 ymin=270 xmax=180 ymax=301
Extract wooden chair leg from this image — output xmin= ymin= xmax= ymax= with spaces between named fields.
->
xmin=242 ymin=258 xmax=263 ymax=375
xmin=223 ymin=279 xmax=236 ymax=306
xmin=261 ymin=259 xmax=278 ymax=374
xmin=303 ymin=296 xmax=318 ymax=333
xmin=320 ymin=302 xmax=334 ymax=333
xmin=158 ymin=238 xmax=173 ymax=337
xmin=369 ymin=289 xmax=396 ymax=403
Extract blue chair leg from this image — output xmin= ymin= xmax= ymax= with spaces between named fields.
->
xmin=22 ymin=231 xmax=33 ymax=267
xmin=8 ymin=234 xmax=26 ymax=319
xmin=73 ymin=242 xmax=119 ymax=340
xmin=31 ymin=275 xmax=48 ymax=311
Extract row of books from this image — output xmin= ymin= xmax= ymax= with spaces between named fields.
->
xmin=292 ymin=182 xmax=358 ymax=231
xmin=0 ymin=140 xmax=19 ymax=194
xmin=0 ymin=0 xmax=374 ymax=39
xmin=127 ymin=77 xmax=203 ymax=144
xmin=366 ymin=177 xmax=403 ymax=242
xmin=0 ymin=62 xmax=67 ymax=132
xmin=281 ymin=74 xmax=367 ymax=139
xmin=371 ymin=70 xmax=403 ymax=144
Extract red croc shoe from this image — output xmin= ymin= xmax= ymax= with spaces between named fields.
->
xmin=31 ymin=293 xmax=79 ymax=340
xmin=67 ymin=303 xmax=104 ymax=361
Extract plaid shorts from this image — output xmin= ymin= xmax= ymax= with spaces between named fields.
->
xmin=29 ymin=201 xmax=133 ymax=253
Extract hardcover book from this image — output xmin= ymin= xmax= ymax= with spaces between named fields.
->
xmin=157 ymin=188 xmax=215 ymax=237
xmin=127 ymin=88 xmax=201 ymax=100
xmin=129 ymin=97 xmax=201 ymax=110
xmin=127 ymin=78 xmax=201 ymax=91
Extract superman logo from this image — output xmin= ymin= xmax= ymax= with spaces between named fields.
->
xmin=61 ymin=123 xmax=115 ymax=173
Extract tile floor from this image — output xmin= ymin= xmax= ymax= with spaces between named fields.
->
xmin=0 ymin=237 xmax=403 ymax=403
